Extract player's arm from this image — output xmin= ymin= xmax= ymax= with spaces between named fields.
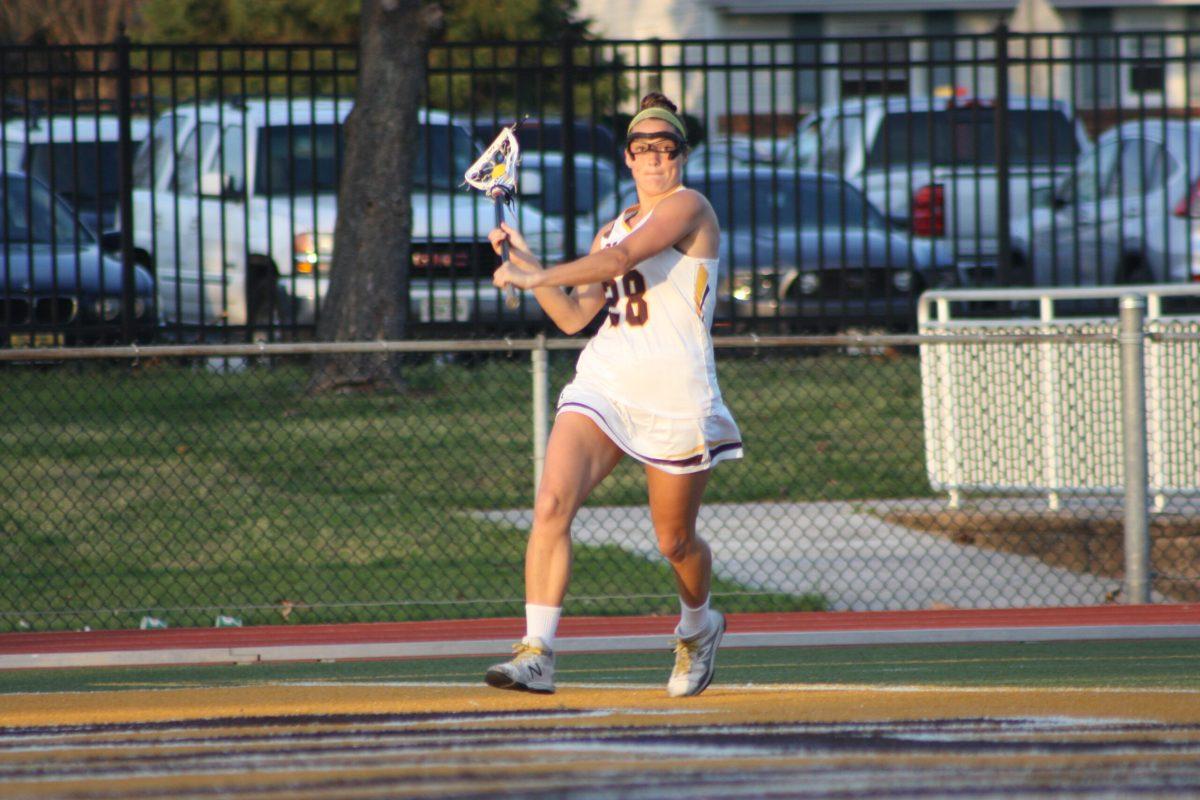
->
xmin=507 ymin=190 xmax=709 ymax=289
xmin=530 ymin=229 xmax=610 ymax=335
xmin=490 ymin=225 xmax=609 ymax=335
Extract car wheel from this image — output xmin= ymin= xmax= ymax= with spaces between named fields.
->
xmin=246 ymin=259 xmax=280 ymax=343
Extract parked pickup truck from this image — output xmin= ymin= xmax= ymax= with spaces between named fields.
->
xmin=793 ymin=95 xmax=1090 ymax=286
xmin=129 ymin=99 xmax=561 ymax=336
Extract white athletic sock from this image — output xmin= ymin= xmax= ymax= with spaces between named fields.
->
xmin=525 ymin=603 xmax=562 ymax=648
xmin=677 ymin=596 xmax=711 ymax=639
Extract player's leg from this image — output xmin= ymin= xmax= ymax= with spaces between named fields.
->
xmin=645 ymin=466 xmax=725 ymax=698
xmin=527 ymin=411 xmax=624 ymax=607
xmin=646 ymin=466 xmax=711 ymax=606
xmin=485 ymin=412 xmax=623 ymax=693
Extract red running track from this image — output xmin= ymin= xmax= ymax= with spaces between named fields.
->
xmin=2 ymin=604 xmax=1199 ymax=669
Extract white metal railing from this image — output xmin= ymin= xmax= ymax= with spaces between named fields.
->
xmin=918 ymin=285 xmax=1200 ymax=515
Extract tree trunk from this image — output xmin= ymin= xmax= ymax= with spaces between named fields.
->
xmin=308 ymin=0 xmax=443 ymax=394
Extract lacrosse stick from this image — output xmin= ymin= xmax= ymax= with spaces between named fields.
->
xmin=464 ymin=121 xmax=524 ymax=310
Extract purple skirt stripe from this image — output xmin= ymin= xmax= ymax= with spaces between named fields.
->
xmin=559 ymin=401 xmax=741 ymax=469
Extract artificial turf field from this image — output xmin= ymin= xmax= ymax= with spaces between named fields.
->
xmin=4 ymin=638 xmax=1200 ymax=798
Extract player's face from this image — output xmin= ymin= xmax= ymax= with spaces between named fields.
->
xmin=625 ymin=119 xmax=686 ymax=196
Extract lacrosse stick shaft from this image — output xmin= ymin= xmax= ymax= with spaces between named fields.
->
xmin=496 ymin=198 xmax=520 ymax=309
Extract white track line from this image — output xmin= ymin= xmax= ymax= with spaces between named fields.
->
xmin=3 ymin=623 xmax=1199 ymax=670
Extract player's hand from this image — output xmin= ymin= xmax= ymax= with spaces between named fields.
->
xmin=488 ymin=222 xmax=539 ymax=270
xmin=493 ymin=257 xmax=540 ymax=291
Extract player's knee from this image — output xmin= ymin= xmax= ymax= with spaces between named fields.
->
xmin=656 ymin=531 xmax=694 ymax=564
xmin=532 ymin=488 xmax=573 ymax=526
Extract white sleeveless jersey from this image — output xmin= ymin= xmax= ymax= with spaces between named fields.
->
xmin=572 ymin=193 xmax=724 ymax=419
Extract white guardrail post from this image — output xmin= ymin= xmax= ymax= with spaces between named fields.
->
xmin=1118 ymin=295 xmax=1151 ymax=605
xmin=531 ymin=333 xmax=550 ymax=500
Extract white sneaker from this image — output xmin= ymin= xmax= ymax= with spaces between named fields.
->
xmin=667 ymin=609 xmax=725 ymax=698
xmin=484 ymin=637 xmax=555 ymax=694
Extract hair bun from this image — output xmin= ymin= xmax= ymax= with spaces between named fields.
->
xmin=640 ymin=91 xmax=678 ymax=114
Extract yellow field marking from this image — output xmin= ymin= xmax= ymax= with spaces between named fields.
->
xmin=89 ymin=681 xmax=221 ymax=689
xmin=6 ymin=683 xmax=1200 ymax=727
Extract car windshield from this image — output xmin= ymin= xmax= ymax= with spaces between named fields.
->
xmin=527 ymin=161 xmax=617 ymax=216
xmin=866 ymin=109 xmax=1080 ymax=169
xmin=27 ymin=141 xmax=122 ymax=202
xmin=0 ymin=174 xmax=89 ymax=244
xmin=700 ymin=175 xmax=886 ymax=232
xmin=255 ymin=121 xmax=477 ymax=195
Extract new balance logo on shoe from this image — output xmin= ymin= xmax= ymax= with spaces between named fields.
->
xmin=485 ymin=637 xmax=556 ymax=694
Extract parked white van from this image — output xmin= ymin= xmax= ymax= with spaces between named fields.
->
xmin=130 ymin=99 xmax=560 ymax=333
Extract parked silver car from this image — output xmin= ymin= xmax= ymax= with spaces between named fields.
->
xmin=1012 ymin=118 xmax=1200 ymax=287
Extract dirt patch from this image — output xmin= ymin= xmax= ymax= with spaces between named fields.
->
xmin=883 ymin=509 xmax=1200 ymax=602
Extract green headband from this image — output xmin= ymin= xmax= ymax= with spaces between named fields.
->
xmin=626 ymin=107 xmax=687 ymax=139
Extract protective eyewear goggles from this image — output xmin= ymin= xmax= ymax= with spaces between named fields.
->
xmin=625 ymin=131 xmax=686 ymax=159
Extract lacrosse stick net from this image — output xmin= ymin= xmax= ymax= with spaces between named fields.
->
xmin=464 ymin=124 xmax=522 ymax=309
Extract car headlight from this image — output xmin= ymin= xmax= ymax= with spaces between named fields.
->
xmin=293 ymin=232 xmax=334 ymax=274
xmin=732 ymin=272 xmax=779 ymax=301
xmin=797 ymin=272 xmax=820 ymax=296
xmin=892 ymin=270 xmax=913 ymax=292
xmin=92 ymin=297 xmax=122 ymax=321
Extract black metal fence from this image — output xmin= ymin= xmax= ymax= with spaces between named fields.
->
xmin=3 ymin=334 xmax=1197 ymax=633
xmin=4 ymin=29 xmax=1200 ymax=346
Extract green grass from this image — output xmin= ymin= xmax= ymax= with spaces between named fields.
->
xmin=0 ymin=351 xmax=929 ymax=630
xmin=3 ymin=639 xmax=1197 ymax=695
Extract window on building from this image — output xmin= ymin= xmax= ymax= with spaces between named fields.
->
xmin=791 ymin=14 xmax=822 ymax=108
xmin=925 ymin=11 xmax=956 ymax=94
xmin=839 ymin=38 xmax=908 ymax=98
xmin=1073 ymin=9 xmax=1117 ymax=109
xmin=1127 ymin=33 xmax=1165 ymax=95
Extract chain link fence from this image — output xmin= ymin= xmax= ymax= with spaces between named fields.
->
xmin=2 ymin=326 xmax=1197 ymax=633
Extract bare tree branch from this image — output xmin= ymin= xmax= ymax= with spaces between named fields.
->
xmin=0 ymin=0 xmax=138 ymax=44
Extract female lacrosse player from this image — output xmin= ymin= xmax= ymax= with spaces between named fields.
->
xmin=484 ymin=92 xmax=741 ymax=698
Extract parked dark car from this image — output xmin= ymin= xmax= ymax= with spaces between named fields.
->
xmin=2 ymin=172 xmax=156 ymax=345
xmin=478 ymin=117 xmax=621 ymax=168
xmin=690 ymin=168 xmax=962 ymax=330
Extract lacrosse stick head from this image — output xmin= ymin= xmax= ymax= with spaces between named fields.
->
xmin=464 ymin=124 xmax=520 ymax=204
xmin=465 ymin=122 xmax=524 ymax=310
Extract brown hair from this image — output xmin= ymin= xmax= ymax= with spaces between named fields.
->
xmin=640 ymin=92 xmax=677 ymax=114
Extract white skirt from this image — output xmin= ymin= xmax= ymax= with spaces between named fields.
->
xmin=557 ymin=382 xmax=743 ymax=475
